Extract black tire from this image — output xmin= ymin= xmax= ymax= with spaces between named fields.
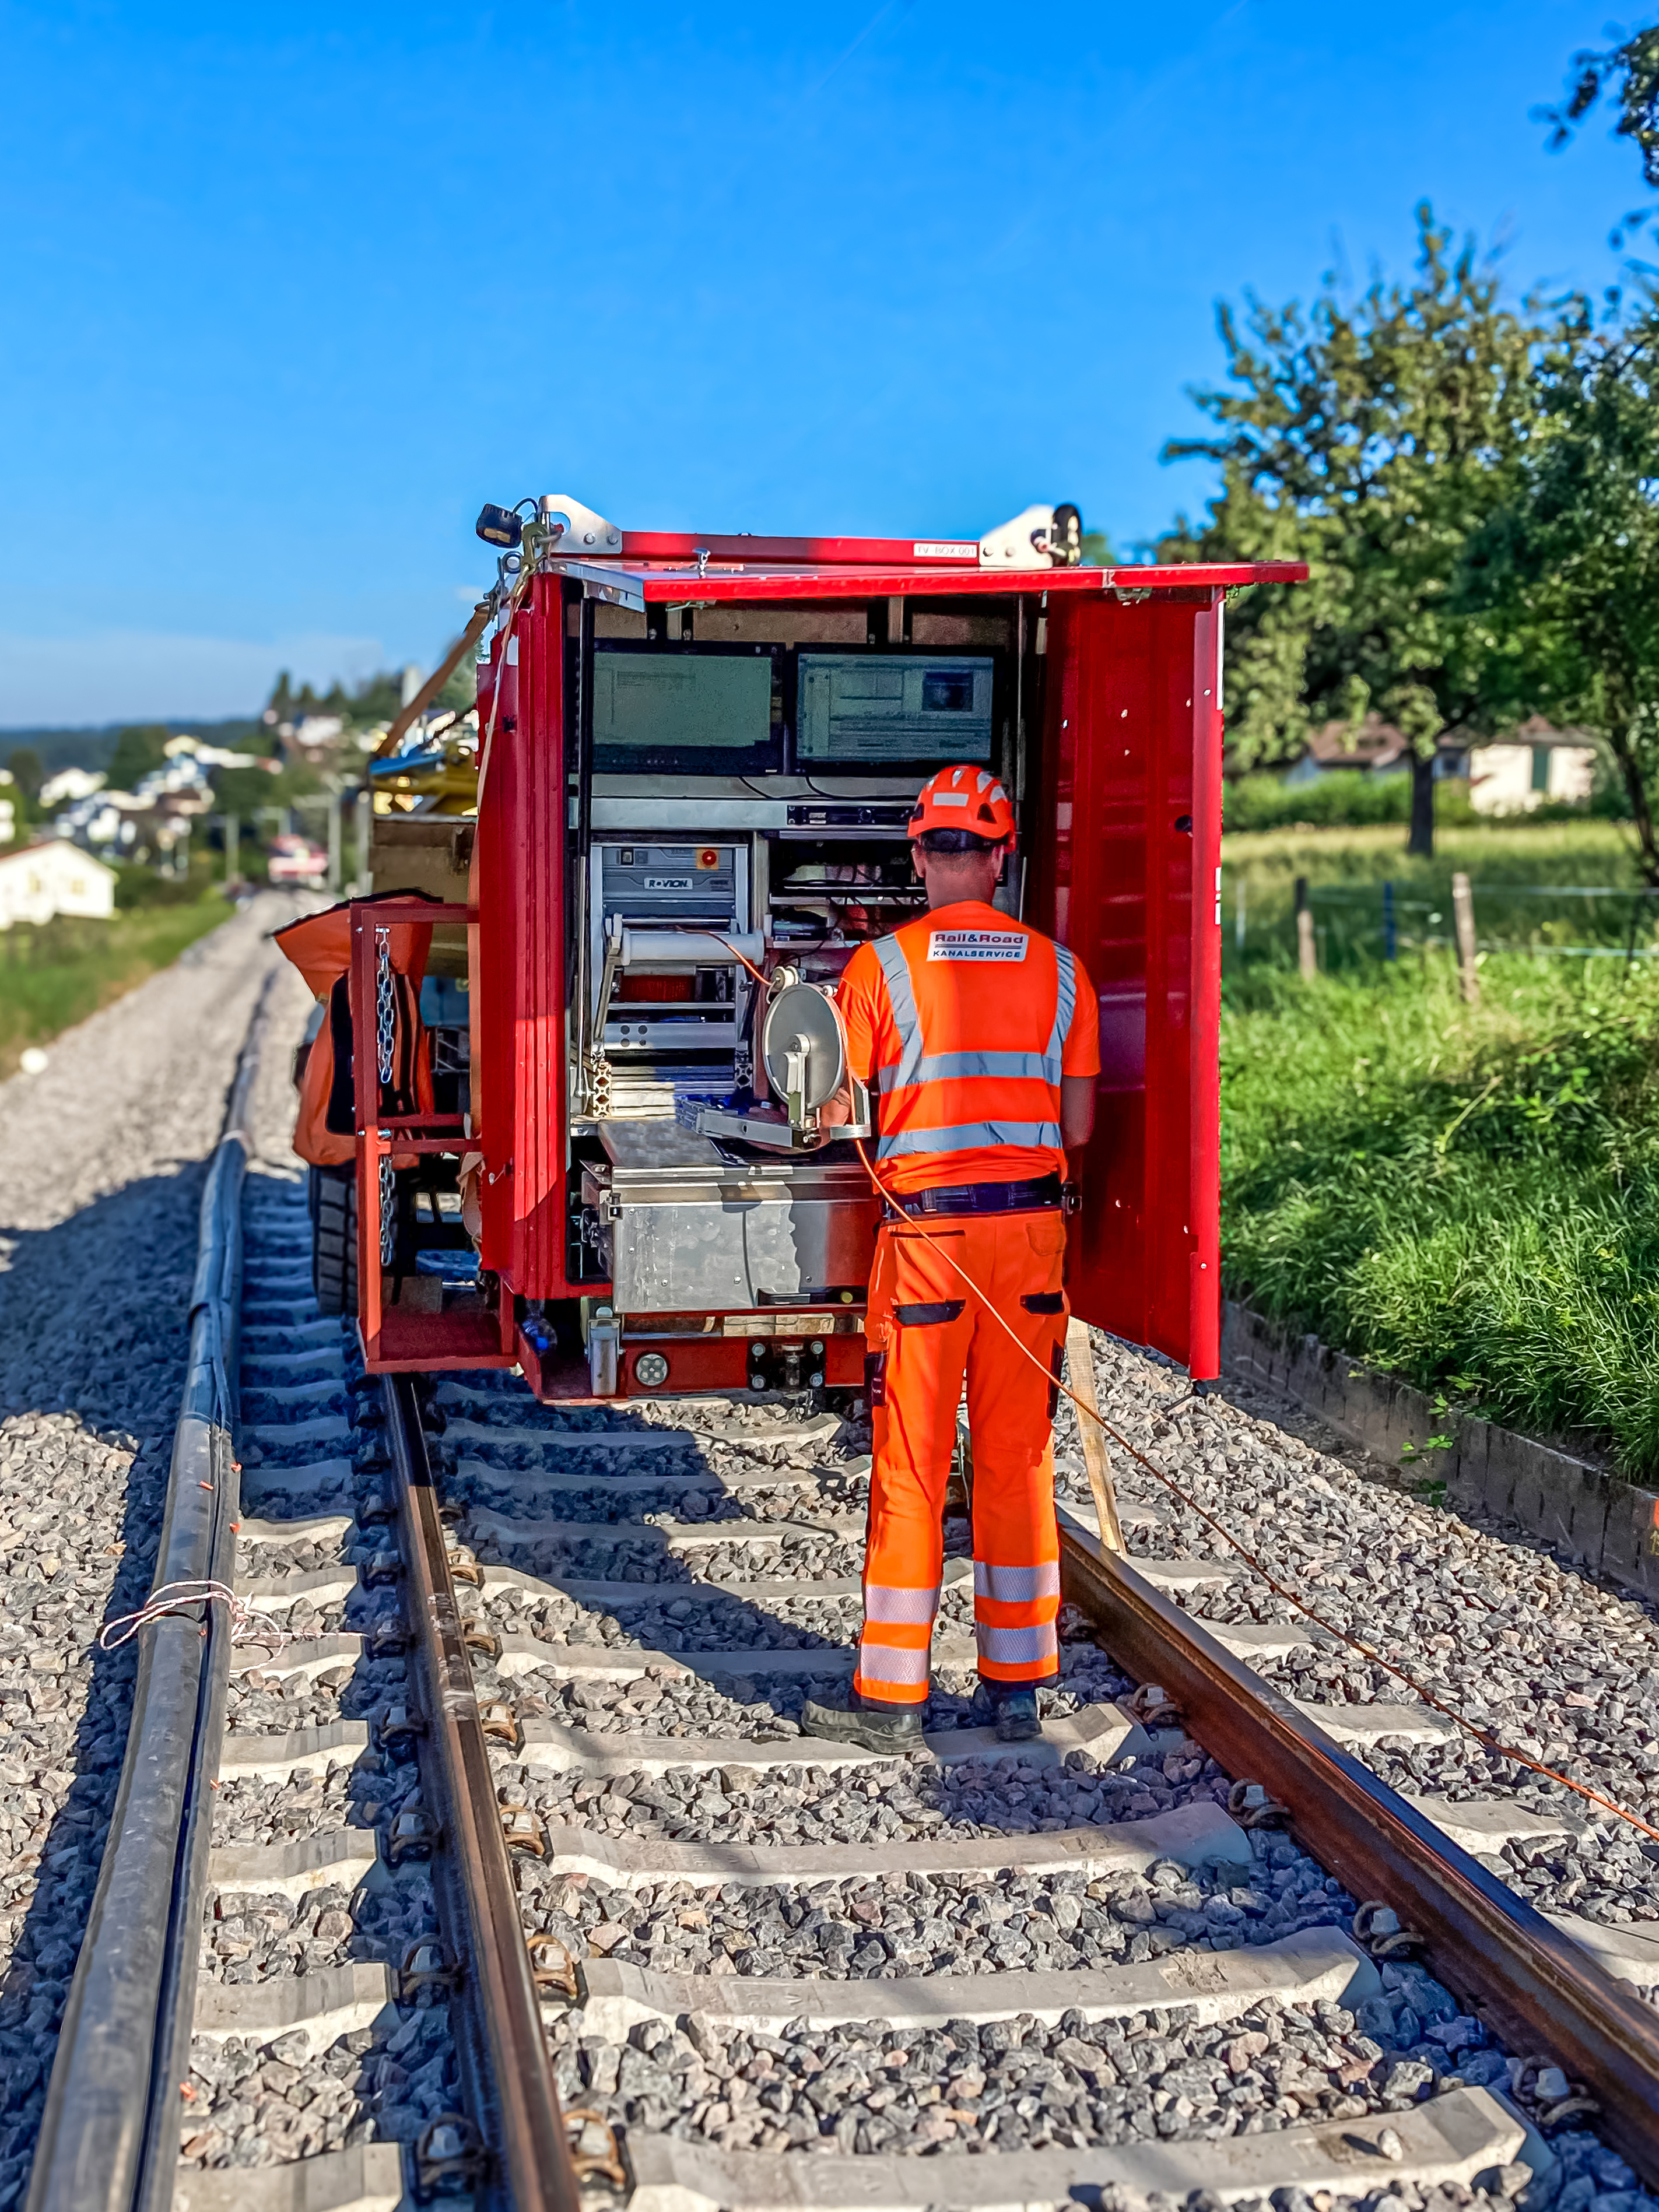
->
xmin=310 ymin=1163 xmax=358 ymax=1318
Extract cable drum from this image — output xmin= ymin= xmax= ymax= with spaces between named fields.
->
xmin=761 ymin=981 xmax=847 ymax=1116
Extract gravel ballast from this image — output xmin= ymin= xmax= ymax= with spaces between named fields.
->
xmin=0 ymin=896 xmax=310 ymax=2210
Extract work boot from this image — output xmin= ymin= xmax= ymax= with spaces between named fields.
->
xmin=799 ymin=1691 xmax=927 ymax=1755
xmin=970 ymin=1680 xmax=1043 ymax=1743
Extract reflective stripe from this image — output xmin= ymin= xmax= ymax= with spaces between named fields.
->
xmin=864 ymin=1583 xmax=939 ymax=1626
xmin=879 ymin=1048 xmax=1060 ymax=1093
xmin=1047 ymin=943 xmax=1077 ymax=1064
xmin=977 ymin=1621 xmax=1058 ymax=1667
xmin=855 ymin=1641 xmax=932 ymax=1686
xmin=973 ymin=1560 xmax=1061 ymax=1604
xmin=877 ymin=1120 xmax=1064 ymax=1159
xmin=874 ymin=935 xmax=926 ymax=1097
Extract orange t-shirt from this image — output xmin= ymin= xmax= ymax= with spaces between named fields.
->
xmin=837 ymin=899 xmax=1100 ymax=1195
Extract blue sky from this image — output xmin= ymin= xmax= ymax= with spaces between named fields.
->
xmin=0 ymin=1 xmax=1644 ymax=724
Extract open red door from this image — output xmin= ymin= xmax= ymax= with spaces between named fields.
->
xmin=1033 ymin=590 xmax=1224 ymax=1379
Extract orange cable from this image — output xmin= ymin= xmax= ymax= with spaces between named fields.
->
xmin=709 ymin=932 xmax=771 ymax=989
xmin=851 ymin=1137 xmax=1659 ymax=1846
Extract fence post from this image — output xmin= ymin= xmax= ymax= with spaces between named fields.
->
xmin=1382 ymin=879 xmax=1397 ymax=961
xmin=1452 ymin=872 xmax=1479 ymax=1005
xmin=1295 ymin=876 xmax=1317 ymax=979
xmin=1234 ymin=874 xmax=1247 ymax=954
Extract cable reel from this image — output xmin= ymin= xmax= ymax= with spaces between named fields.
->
xmin=697 ymin=969 xmax=871 ymax=1151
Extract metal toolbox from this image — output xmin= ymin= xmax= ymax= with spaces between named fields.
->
xmin=581 ymin=1121 xmax=878 ymax=1314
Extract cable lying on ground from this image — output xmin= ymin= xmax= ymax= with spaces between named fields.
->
xmin=851 ymin=1135 xmax=1659 ymax=1848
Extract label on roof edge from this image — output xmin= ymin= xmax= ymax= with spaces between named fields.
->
xmin=912 ymin=542 xmax=980 ymax=560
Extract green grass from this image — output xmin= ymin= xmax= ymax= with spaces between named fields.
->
xmin=0 ymin=896 xmax=229 ymax=1077
xmin=1223 ymin=945 xmax=1659 ymax=1479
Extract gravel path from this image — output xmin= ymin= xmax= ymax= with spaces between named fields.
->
xmin=0 ymin=894 xmax=312 ymax=2211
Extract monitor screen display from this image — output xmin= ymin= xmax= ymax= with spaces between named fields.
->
xmin=795 ymin=652 xmax=995 ymax=768
xmin=592 ymin=645 xmax=782 ymax=773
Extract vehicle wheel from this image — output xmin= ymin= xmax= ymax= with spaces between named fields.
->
xmin=310 ymin=1164 xmax=357 ymax=1317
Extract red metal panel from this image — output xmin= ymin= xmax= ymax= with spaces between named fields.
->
xmin=1033 ymin=594 xmax=1219 ymax=1374
xmin=623 ymin=563 xmax=1303 ymax=604
xmin=620 ymin=532 xmax=982 ymax=567
xmin=1187 ymin=604 xmax=1225 ymax=1381
xmin=474 ymin=626 xmax=518 ymax=1276
xmin=474 ymin=581 xmax=576 ymax=1297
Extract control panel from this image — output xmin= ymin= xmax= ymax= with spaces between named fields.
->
xmin=598 ymin=842 xmax=739 ymax=926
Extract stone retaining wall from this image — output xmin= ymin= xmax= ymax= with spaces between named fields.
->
xmin=1221 ymin=1302 xmax=1659 ymax=1604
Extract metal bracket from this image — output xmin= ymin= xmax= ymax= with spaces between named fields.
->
xmin=537 ymin=492 xmax=622 ymax=553
xmin=542 ymin=557 xmax=646 ymax=611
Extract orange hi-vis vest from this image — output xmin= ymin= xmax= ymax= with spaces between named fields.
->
xmin=838 ymin=899 xmax=1100 ymax=1196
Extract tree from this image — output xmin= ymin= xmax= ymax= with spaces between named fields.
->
xmin=1462 ymin=303 xmax=1659 ymax=883
xmin=1159 ymin=206 xmax=1568 ymax=855
xmin=6 ymin=747 xmax=43 ymax=801
xmin=106 ymin=723 xmax=171 ymax=794
xmin=1539 ymin=23 xmax=1659 ymax=206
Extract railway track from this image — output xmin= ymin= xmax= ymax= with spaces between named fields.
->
xmin=24 ymin=1022 xmax=1659 ymax=2212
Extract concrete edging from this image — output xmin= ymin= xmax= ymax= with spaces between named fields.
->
xmin=1222 ymin=1301 xmax=1659 ymax=1603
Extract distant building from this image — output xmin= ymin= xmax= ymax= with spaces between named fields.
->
xmin=1449 ymin=718 xmax=1598 ymax=815
xmin=1283 ymin=715 xmax=1414 ymax=784
xmin=286 ymin=715 xmax=347 ymax=768
xmin=1285 ymin=712 xmax=1600 ymax=813
xmin=0 ymin=841 xmax=117 ymax=929
xmin=39 ymin=766 xmax=106 ymax=808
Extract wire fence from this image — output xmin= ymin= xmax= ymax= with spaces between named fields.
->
xmin=1228 ymin=873 xmax=1659 ymax=974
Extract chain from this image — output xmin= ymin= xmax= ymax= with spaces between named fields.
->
xmin=380 ymin=1155 xmax=396 ymax=1266
xmin=374 ymin=928 xmax=395 ymax=1087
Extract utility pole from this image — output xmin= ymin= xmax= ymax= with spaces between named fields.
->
xmin=327 ymin=787 xmax=343 ymax=896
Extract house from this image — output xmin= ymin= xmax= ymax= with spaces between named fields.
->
xmin=1283 ymin=715 xmax=1413 ymax=784
xmin=38 ymin=766 xmax=106 ymax=808
xmin=1286 ymin=712 xmax=1600 ymax=813
xmin=0 ymin=841 xmax=117 ymax=929
xmin=1451 ymin=718 xmax=1598 ymax=815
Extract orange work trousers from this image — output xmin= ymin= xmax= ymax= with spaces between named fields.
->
xmin=852 ymin=1206 xmax=1068 ymax=1709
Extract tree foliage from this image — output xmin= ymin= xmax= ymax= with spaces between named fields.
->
xmin=106 ymin=723 xmax=171 ymax=794
xmin=1462 ymin=304 xmax=1659 ymax=883
xmin=1538 ymin=22 xmax=1659 ymax=199
xmin=263 ymin=651 xmax=475 ymax=735
xmin=1160 ymin=208 xmax=1568 ymax=852
xmin=6 ymin=748 xmax=43 ymax=801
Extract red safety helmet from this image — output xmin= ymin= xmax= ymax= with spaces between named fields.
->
xmin=907 ymin=765 xmax=1016 ymax=847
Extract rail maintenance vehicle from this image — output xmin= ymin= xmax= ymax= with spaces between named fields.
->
xmin=276 ymin=493 xmax=1304 ymax=1403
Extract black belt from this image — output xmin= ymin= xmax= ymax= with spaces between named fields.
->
xmin=883 ymin=1172 xmax=1063 ymax=1220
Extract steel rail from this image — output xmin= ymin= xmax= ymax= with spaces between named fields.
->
xmin=1058 ymin=1515 xmax=1659 ymax=2188
xmin=381 ymin=1376 xmax=581 ymax=2212
xmin=27 ymin=971 xmax=273 ymax=2212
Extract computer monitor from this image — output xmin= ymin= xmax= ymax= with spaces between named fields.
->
xmin=794 ymin=652 xmax=995 ymax=770
xmin=592 ymin=643 xmax=784 ymax=774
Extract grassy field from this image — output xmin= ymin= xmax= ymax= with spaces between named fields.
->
xmin=1221 ymin=820 xmax=1659 ymax=1478
xmin=0 ymin=897 xmax=229 ymax=1079
xmin=1223 ymin=818 xmax=1650 ymax=974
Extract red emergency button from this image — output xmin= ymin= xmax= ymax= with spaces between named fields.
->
xmin=696 ymin=848 xmax=720 ymax=870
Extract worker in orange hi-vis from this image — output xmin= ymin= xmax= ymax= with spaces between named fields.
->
xmin=801 ymin=765 xmax=1100 ymax=1754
